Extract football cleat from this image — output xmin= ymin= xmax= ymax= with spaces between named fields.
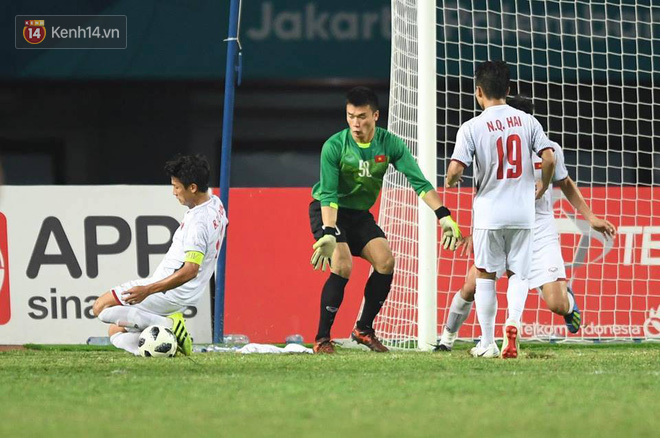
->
xmin=500 ymin=319 xmax=520 ymax=359
xmin=351 ymin=327 xmax=389 ymax=352
xmin=564 ymin=286 xmax=582 ymax=334
xmin=470 ymin=341 xmax=500 ymax=358
xmin=313 ymin=337 xmax=335 ymax=354
xmin=434 ymin=328 xmax=458 ymax=352
xmin=167 ymin=312 xmax=192 ymax=356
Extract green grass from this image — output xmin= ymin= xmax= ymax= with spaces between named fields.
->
xmin=1 ymin=343 xmax=659 ymax=438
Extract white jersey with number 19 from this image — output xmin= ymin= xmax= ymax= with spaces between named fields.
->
xmin=451 ymin=104 xmax=554 ymax=230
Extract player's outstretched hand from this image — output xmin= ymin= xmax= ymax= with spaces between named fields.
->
xmin=456 ymin=234 xmax=474 ymax=257
xmin=439 ymin=216 xmax=462 ymax=251
xmin=311 ymin=235 xmax=337 ymax=271
xmin=122 ymin=286 xmax=151 ymax=305
xmin=590 ymin=217 xmax=617 ymax=240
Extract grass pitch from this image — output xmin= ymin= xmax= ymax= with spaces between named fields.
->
xmin=1 ymin=342 xmax=659 ymax=438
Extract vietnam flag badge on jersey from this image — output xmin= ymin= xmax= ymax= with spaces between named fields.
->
xmin=375 ymin=155 xmax=387 ymax=163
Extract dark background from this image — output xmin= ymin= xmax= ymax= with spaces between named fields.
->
xmin=1 ymin=0 xmax=658 ymax=187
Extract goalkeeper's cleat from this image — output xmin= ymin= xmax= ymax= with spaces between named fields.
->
xmin=500 ymin=319 xmax=520 ymax=359
xmin=563 ymin=286 xmax=582 ymax=334
xmin=168 ymin=312 xmax=192 ymax=356
xmin=434 ymin=328 xmax=458 ymax=352
xmin=469 ymin=341 xmax=500 ymax=358
xmin=351 ymin=327 xmax=389 ymax=352
xmin=313 ymin=337 xmax=335 ymax=354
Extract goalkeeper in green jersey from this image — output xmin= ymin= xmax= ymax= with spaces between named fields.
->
xmin=308 ymin=86 xmax=462 ymax=354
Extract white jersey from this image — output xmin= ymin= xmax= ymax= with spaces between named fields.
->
xmin=153 ymin=195 xmax=228 ymax=304
xmin=451 ymin=104 xmax=554 ymax=229
xmin=533 ymin=141 xmax=569 ymax=239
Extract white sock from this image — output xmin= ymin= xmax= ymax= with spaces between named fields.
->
xmin=110 ymin=332 xmax=141 ymax=356
xmin=475 ymin=278 xmax=497 ymax=346
xmin=566 ymin=287 xmax=576 ymax=315
xmin=99 ymin=306 xmax=171 ymax=331
xmin=506 ymin=275 xmax=529 ymax=323
xmin=445 ymin=291 xmax=474 ymax=333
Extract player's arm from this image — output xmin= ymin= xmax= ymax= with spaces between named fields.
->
xmin=311 ymin=141 xmax=341 ymax=270
xmin=536 ymin=147 xmax=555 ymax=199
xmin=556 ymin=176 xmax=616 ymax=239
xmin=122 ymin=256 xmax=201 ymax=305
xmin=446 ymin=124 xmax=472 ymax=188
xmin=445 ymin=160 xmax=465 ymax=188
xmin=390 ymin=138 xmax=462 ymax=250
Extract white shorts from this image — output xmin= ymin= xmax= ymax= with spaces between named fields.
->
xmin=473 ymin=228 xmax=533 ymax=279
xmin=110 ymin=279 xmax=189 ymax=316
xmin=528 ymin=233 xmax=567 ymax=289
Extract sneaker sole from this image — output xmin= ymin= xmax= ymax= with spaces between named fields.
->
xmin=501 ymin=326 xmax=519 ymax=359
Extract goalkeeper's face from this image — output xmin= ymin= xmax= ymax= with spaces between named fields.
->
xmin=346 ymin=104 xmax=379 ymax=143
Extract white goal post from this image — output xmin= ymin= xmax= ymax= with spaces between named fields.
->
xmin=374 ymin=0 xmax=660 ymax=348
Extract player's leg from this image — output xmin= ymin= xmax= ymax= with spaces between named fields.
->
xmin=108 ymin=324 xmax=141 ymax=356
xmin=437 ymin=264 xmax=478 ymax=351
xmin=95 ymin=282 xmax=192 ymax=355
xmin=528 ymin=232 xmax=580 ymax=333
xmin=352 ymin=237 xmax=392 ymax=352
xmin=540 ymin=281 xmax=581 ymax=333
xmin=471 ymin=229 xmax=503 ymax=358
xmin=348 ymin=209 xmax=392 ymax=353
xmin=309 ymin=200 xmax=351 ymax=353
xmin=313 ymin=242 xmax=352 ymax=353
xmin=500 ymin=229 xmax=533 ymax=359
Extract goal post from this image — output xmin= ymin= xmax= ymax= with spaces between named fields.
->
xmin=374 ymin=0 xmax=660 ymax=348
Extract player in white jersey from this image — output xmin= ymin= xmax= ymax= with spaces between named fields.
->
xmin=446 ymin=61 xmax=556 ymax=359
xmin=92 ymin=155 xmax=228 ymax=356
xmin=438 ymin=95 xmax=616 ymax=352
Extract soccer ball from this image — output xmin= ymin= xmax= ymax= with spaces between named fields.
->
xmin=138 ymin=325 xmax=177 ymax=357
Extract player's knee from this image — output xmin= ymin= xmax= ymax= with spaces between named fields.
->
xmin=374 ymin=256 xmax=395 ymax=275
xmin=92 ymin=298 xmax=106 ymax=317
xmin=546 ymin=296 xmax=570 ymax=315
xmin=332 ymin=260 xmax=353 ymax=278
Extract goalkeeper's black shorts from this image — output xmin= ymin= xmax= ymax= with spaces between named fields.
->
xmin=309 ymin=199 xmax=386 ymax=257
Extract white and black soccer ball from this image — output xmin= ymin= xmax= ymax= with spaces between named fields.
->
xmin=138 ymin=325 xmax=177 ymax=358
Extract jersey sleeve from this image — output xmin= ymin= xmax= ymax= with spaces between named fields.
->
xmin=183 ymin=219 xmax=209 ymax=256
xmin=390 ymin=136 xmax=435 ymax=196
xmin=552 ymin=143 xmax=569 ymax=182
xmin=317 ymin=139 xmax=342 ymax=207
xmin=450 ymin=124 xmax=475 ymax=167
xmin=529 ymin=116 xmax=555 ymax=155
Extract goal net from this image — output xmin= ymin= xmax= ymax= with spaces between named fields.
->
xmin=374 ymin=0 xmax=660 ymax=347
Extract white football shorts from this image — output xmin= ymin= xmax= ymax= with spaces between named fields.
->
xmin=528 ymin=232 xmax=567 ymax=289
xmin=110 ymin=278 xmax=192 ymax=316
xmin=473 ymin=228 xmax=533 ymax=279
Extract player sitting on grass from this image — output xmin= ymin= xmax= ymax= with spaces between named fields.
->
xmin=92 ymin=154 xmax=227 ymax=356
xmin=438 ymin=95 xmax=617 ymax=353
xmin=309 ymin=86 xmax=462 ymax=354
xmin=446 ymin=61 xmax=557 ymax=359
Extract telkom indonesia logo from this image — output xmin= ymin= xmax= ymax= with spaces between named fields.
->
xmin=0 ymin=213 xmax=10 ymax=325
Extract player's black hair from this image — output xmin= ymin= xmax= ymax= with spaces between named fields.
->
xmin=164 ymin=154 xmax=210 ymax=192
xmin=346 ymin=86 xmax=379 ymax=112
xmin=506 ymin=94 xmax=535 ymax=114
xmin=474 ymin=61 xmax=510 ymax=100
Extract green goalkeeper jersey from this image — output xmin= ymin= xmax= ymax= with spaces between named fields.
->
xmin=311 ymin=127 xmax=435 ymax=210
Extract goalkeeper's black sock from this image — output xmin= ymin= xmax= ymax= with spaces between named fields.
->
xmin=316 ymin=273 xmax=349 ymax=341
xmin=356 ymin=271 xmax=393 ymax=331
